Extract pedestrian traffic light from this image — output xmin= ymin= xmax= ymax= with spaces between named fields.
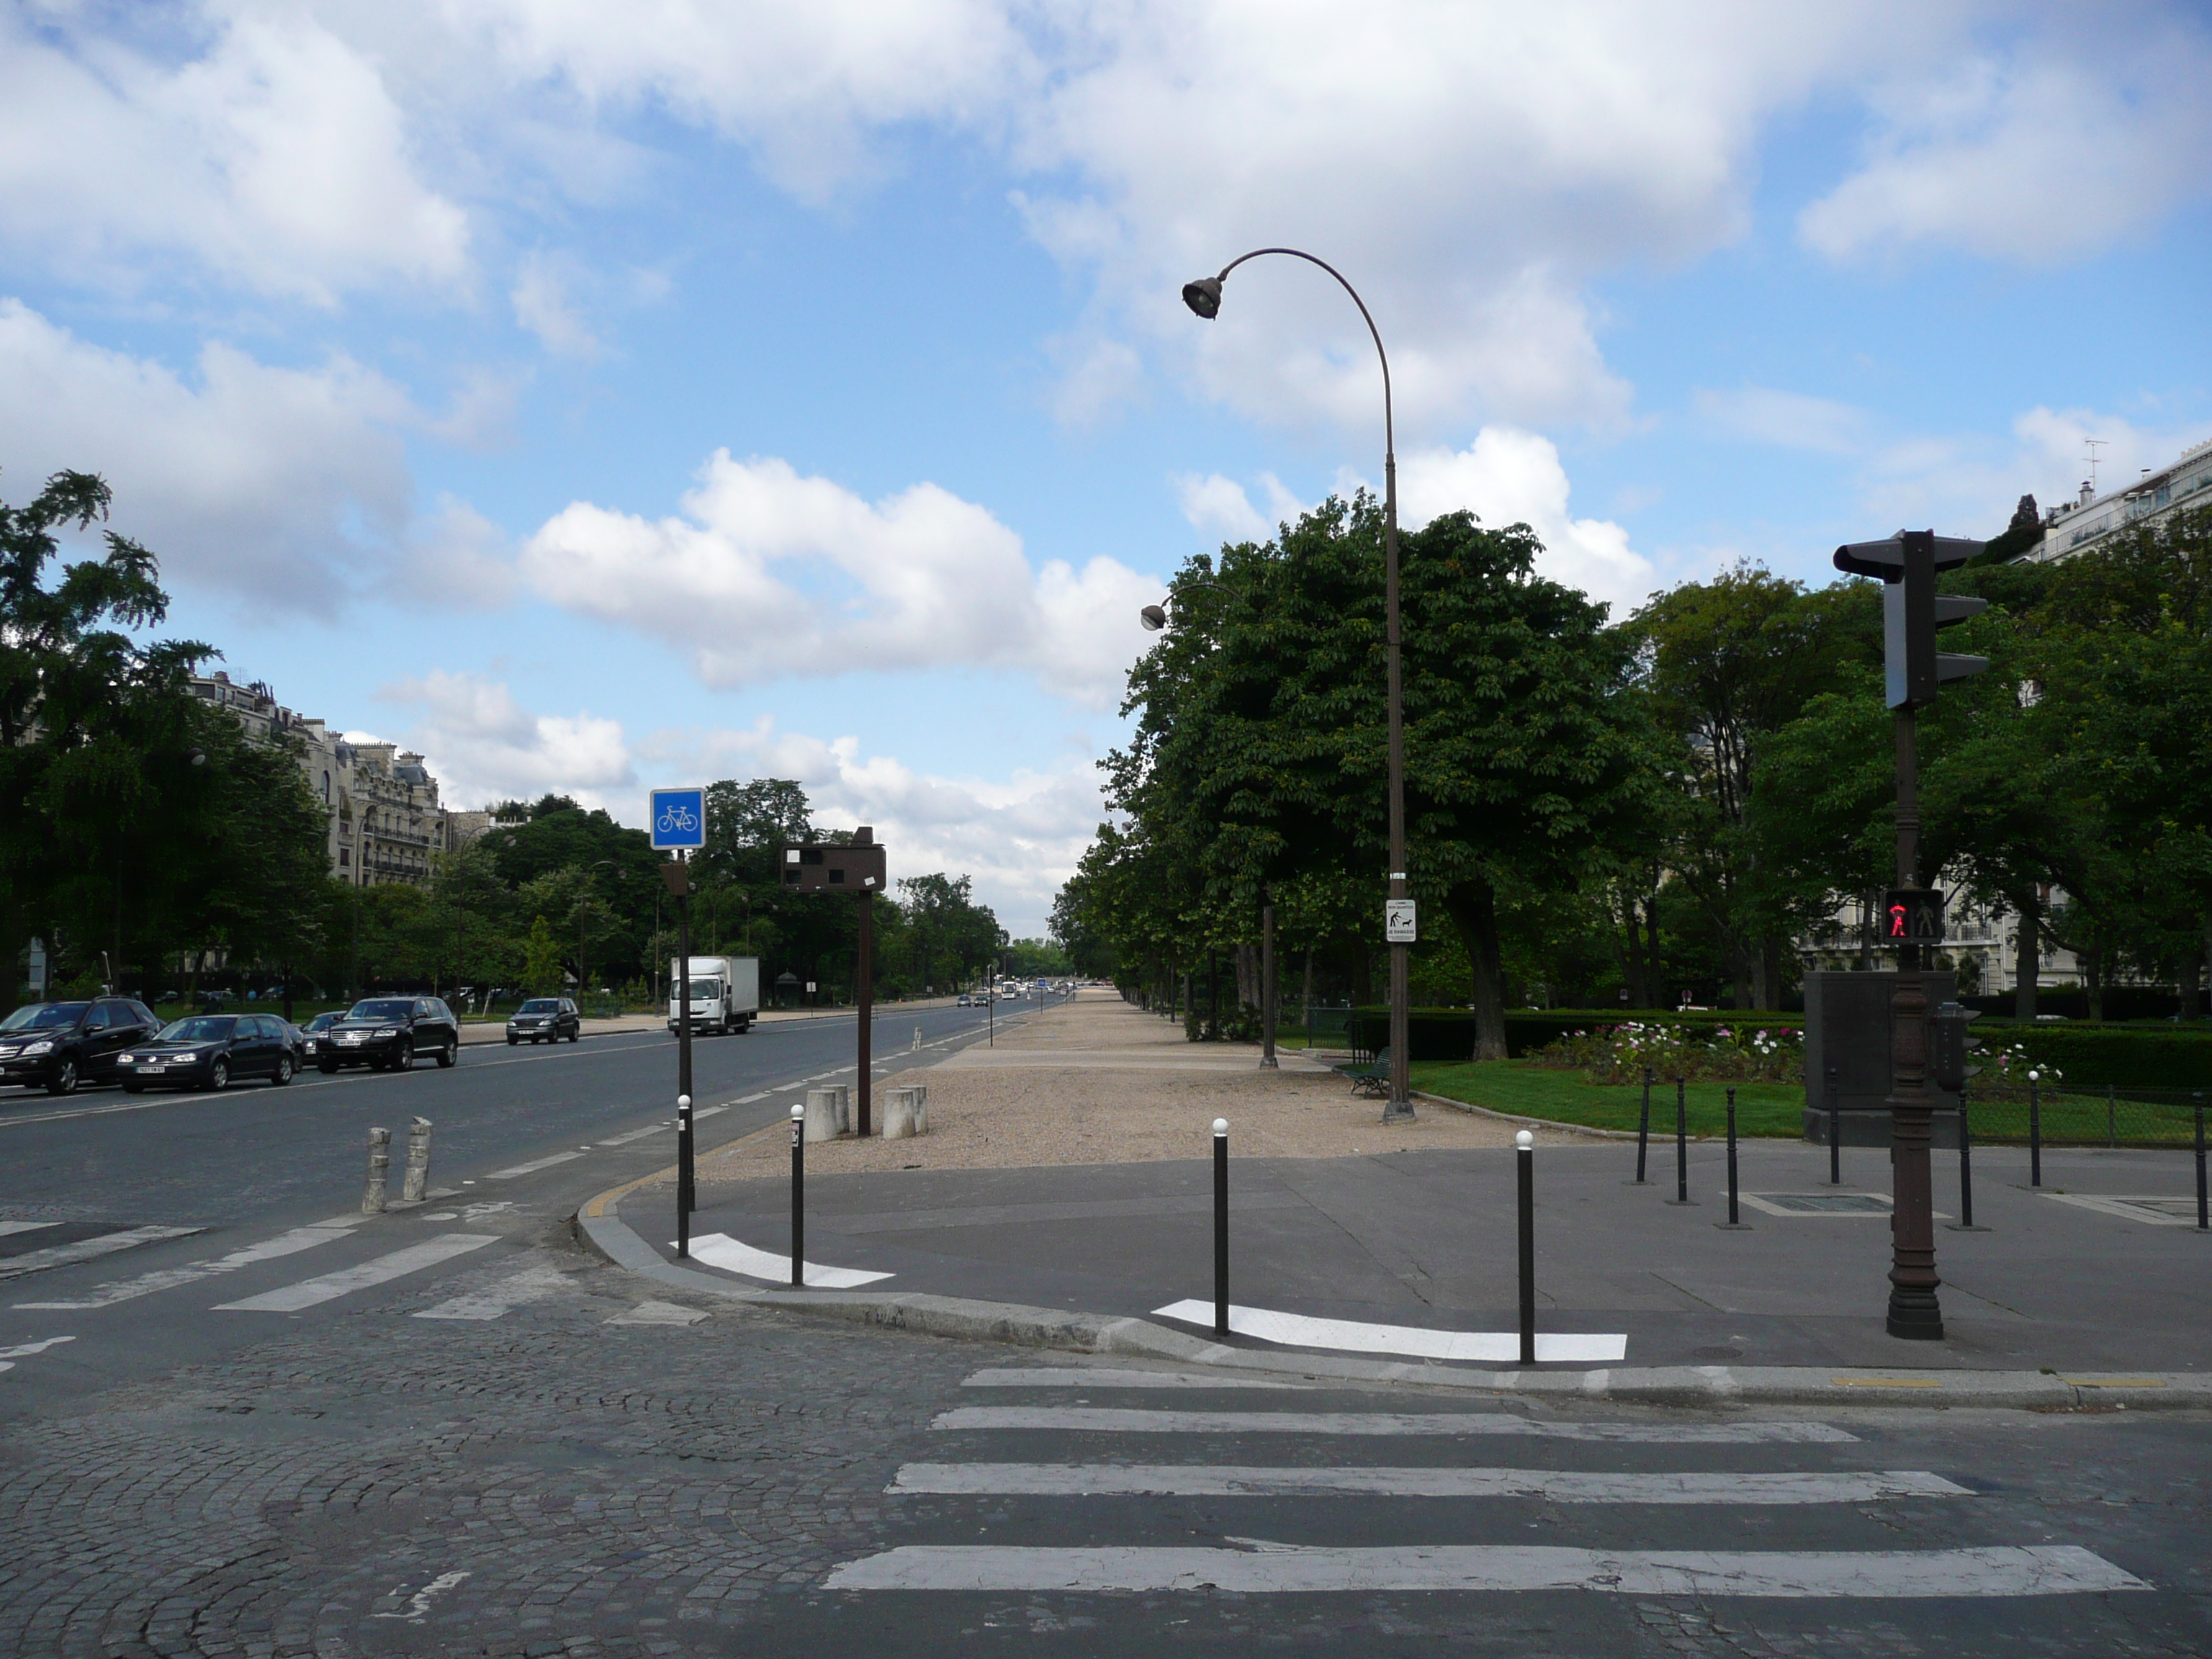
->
xmin=1883 ymin=887 xmax=1946 ymax=944
xmin=1832 ymin=529 xmax=1989 ymax=709
xmin=1928 ymin=1001 xmax=1982 ymax=1093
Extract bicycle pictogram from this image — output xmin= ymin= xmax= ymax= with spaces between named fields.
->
xmin=657 ymin=801 xmax=700 ymax=835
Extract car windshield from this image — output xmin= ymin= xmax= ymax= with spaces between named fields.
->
xmin=306 ymin=1014 xmax=338 ymax=1030
xmin=348 ymin=1000 xmax=414 ymax=1021
xmin=518 ymin=999 xmax=560 ymax=1014
xmin=0 ymin=1002 xmax=88 ymax=1031
xmin=687 ymin=980 xmax=720 ymax=999
xmin=159 ymin=1017 xmax=237 ymax=1042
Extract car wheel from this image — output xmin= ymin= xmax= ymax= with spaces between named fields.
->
xmin=507 ymin=1035 xmax=519 ymax=1046
xmin=567 ymin=1028 xmax=580 ymax=1043
xmin=318 ymin=1057 xmax=339 ymax=1074
xmin=436 ymin=1040 xmax=457 ymax=1069
xmin=271 ymin=1055 xmax=293 ymax=1087
xmin=394 ymin=1039 xmax=413 ymax=1071
xmin=46 ymin=1058 xmax=78 ymax=1097
xmin=205 ymin=1059 xmax=229 ymax=1092
xmin=122 ymin=1079 xmax=144 ymax=1094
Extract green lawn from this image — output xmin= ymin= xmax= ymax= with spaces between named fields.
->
xmin=1408 ymin=1059 xmax=1806 ymax=1138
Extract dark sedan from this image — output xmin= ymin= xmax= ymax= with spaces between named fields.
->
xmin=0 ymin=997 xmax=161 ymax=1095
xmin=505 ymin=997 xmax=580 ymax=1044
xmin=315 ymin=997 xmax=460 ymax=1073
xmin=115 ymin=1014 xmax=297 ymax=1092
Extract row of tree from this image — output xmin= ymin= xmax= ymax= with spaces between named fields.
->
xmin=1051 ymin=493 xmax=2212 ymax=1052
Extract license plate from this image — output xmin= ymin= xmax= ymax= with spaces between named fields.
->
xmin=341 ymin=1034 xmax=364 ymax=1044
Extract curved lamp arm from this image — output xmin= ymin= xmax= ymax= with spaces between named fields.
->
xmin=1184 ymin=248 xmax=1393 ymax=464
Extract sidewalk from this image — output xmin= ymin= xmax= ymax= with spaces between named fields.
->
xmin=591 ymin=990 xmax=2212 ymax=1394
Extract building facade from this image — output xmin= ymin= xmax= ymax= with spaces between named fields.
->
xmin=1797 ymin=884 xmax=2084 ymax=1000
xmin=2033 ymin=438 xmax=2212 ymax=564
xmin=189 ymin=671 xmax=482 ymax=887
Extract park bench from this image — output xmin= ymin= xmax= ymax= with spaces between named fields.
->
xmin=1341 ymin=1046 xmax=1391 ymax=1099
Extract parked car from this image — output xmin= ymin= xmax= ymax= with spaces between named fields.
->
xmin=115 ymin=1014 xmax=297 ymax=1092
xmin=506 ymin=997 xmax=580 ymax=1045
xmin=314 ymin=997 xmax=461 ymax=1073
xmin=0 ymin=997 xmax=161 ymax=1095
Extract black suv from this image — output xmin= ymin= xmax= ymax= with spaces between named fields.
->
xmin=505 ymin=997 xmax=580 ymax=1045
xmin=315 ymin=997 xmax=461 ymax=1074
xmin=0 ymin=997 xmax=162 ymax=1095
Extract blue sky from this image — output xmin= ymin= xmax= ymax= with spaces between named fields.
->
xmin=4 ymin=1 xmax=2208 ymax=934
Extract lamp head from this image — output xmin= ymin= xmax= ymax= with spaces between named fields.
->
xmin=1138 ymin=603 xmax=1169 ymax=631
xmin=1182 ymin=276 xmax=1223 ymax=319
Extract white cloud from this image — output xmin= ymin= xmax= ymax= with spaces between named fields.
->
xmin=511 ymin=251 xmax=601 ymax=359
xmin=1393 ymin=428 xmax=1657 ymax=615
xmin=1172 ymin=472 xmax=1303 ymax=544
xmin=379 ymin=670 xmax=635 ymax=811
xmin=1799 ymin=22 xmax=2212 ymax=264
xmin=0 ymin=5 xmax=469 ymax=302
xmin=1694 ymin=385 xmax=1869 ymax=454
xmin=518 ymin=451 xmax=1160 ymax=706
xmin=0 ymin=299 xmax=414 ymax=609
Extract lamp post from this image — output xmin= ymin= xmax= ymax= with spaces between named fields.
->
xmin=1182 ymin=249 xmax=1411 ymax=1121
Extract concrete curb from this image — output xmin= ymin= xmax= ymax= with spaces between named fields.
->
xmin=572 ymin=1201 xmax=2212 ymax=1413
xmin=1411 ymin=1089 xmax=1651 ymax=1143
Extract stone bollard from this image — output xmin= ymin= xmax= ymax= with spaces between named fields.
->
xmin=831 ymin=1083 xmax=851 ymax=1136
xmin=912 ymin=1084 xmax=928 ymax=1135
xmin=400 ymin=1116 xmax=433 ymax=1202
xmin=912 ymin=1025 xmax=921 ymax=1052
xmin=881 ymin=1087 xmax=919 ymax=1140
xmin=361 ymin=1126 xmax=391 ymax=1215
xmin=803 ymin=1088 xmax=840 ymax=1143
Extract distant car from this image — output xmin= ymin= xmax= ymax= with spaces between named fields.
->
xmin=506 ymin=997 xmax=580 ymax=1045
xmin=956 ymin=992 xmax=974 ymax=1007
xmin=301 ymin=1012 xmax=343 ymax=1039
xmin=0 ymin=997 xmax=161 ymax=1095
xmin=315 ymin=997 xmax=460 ymax=1073
xmin=116 ymin=1014 xmax=297 ymax=1092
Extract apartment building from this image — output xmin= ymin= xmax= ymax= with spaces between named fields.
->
xmin=2032 ymin=438 xmax=2212 ymax=564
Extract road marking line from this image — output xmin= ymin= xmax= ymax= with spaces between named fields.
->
xmin=486 ymin=1152 xmax=583 ymax=1179
xmin=961 ymin=1368 xmax=1307 ymax=1390
xmin=823 ymin=1544 xmax=2146 ymax=1596
xmin=684 ymin=1231 xmax=895 ymax=1289
xmin=413 ymin=1266 xmax=572 ymax=1321
xmin=2060 ymin=1377 xmax=2166 ymax=1388
xmin=1831 ymin=1377 xmax=1943 ymax=1389
xmin=734 ymin=1092 xmax=773 ymax=1104
xmin=0 ymin=1334 xmax=76 ymax=1362
xmin=16 ymin=1223 xmax=359 ymax=1308
xmin=0 ymin=1221 xmax=61 ymax=1238
xmin=694 ymin=1105 xmax=727 ymax=1118
xmin=1152 ymin=1300 xmax=1626 ymax=1364
xmin=597 ymin=1123 xmax=667 ymax=1146
xmin=889 ymin=1465 xmax=1973 ymax=1503
xmin=2040 ymin=1192 xmax=2200 ymax=1226
xmin=0 ymin=1226 xmax=204 ymax=1282
xmin=930 ymin=1408 xmax=1856 ymax=1443
xmin=215 ymin=1233 xmax=498 ymax=1312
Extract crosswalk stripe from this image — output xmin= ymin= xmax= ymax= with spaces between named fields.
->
xmin=685 ymin=1231 xmax=894 ymax=1288
xmin=822 ymin=1543 xmax=2146 ymax=1596
xmin=961 ymin=1368 xmax=1306 ymax=1390
xmin=1153 ymin=1300 xmax=1627 ymax=1364
xmin=16 ymin=1223 xmax=358 ymax=1309
xmin=214 ymin=1233 xmax=498 ymax=1312
xmin=932 ymin=1408 xmax=1858 ymax=1444
xmin=0 ymin=1220 xmax=61 ymax=1238
xmin=413 ymin=1266 xmax=572 ymax=1321
xmin=0 ymin=1226 xmax=203 ymax=1282
xmin=889 ymin=1464 xmax=1971 ymax=1503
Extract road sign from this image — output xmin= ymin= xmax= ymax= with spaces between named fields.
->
xmin=1385 ymin=899 xmax=1417 ymax=943
xmin=650 ymin=787 xmax=706 ymax=850
xmin=1883 ymin=887 xmax=1946 ymax=945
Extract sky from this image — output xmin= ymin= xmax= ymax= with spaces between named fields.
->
xmin=3 ymin=1 xmax=2209 ymax=936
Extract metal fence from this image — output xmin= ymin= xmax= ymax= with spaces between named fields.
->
xmin=1966 ymin=1085 xmax=2208 ymax=1149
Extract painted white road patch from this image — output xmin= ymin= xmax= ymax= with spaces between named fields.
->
xmin=413 ymin=1266 xmax=572 ymax=1321
xmin=0 ymin=1226 xmax=203 ymax=1282
xmin=597 ymin=1123 xmax=669 ymax=1146
xmin=215 ymin=1234 xmax=498 ymax=1312
xmin=823 ymin=1543 xmax=2145 ymax=1596
xmin=1152 ymin=1300 xmax=1626 ymax=1364
xmin=890 ymin=1464 xmax=1969 ymax=1503
xmin=0 ymin=1221 xmax=60 ymax=1238
xmin=17 ymin=1223 xmax=359 ymax=1309
xmin=961 ymin=1368 xmax=1306 ymax=1391
xmin=0 ymin=1334 xmax=76 ymax=1372
xmin=2041 ymin=1192 xmax=2203 ymax=1227
xmin=486 ymin=1152 xmax=583 ymax=1179
xmin=606 ymin=1300 xmax=709 ymax=1326
xmin=931 ymin=1408 xmax=1857 ymax=1443
xmin=683 ymin=1231 xmax=894 ymax=1289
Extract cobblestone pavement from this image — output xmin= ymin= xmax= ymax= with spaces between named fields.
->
xmin=3 ymin=1223 xmax=2207 ymax=1657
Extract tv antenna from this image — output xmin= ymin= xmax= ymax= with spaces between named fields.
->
xmin=2083 ymin=437 xmax=2107 ymax=493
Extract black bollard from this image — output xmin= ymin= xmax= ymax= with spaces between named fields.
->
xmin=1948 ymin=1086 xmax=1988 ymax=1231
xmin=2195 ymin=1094 xmax=2208 ymax=1233
xmin=1827 ymin=1064 xmax=1841 ymax=1184
xmin=1213 ymin=1117 xmax=1230 ymax=1337
xmin=789 ymin=1105 xmax=805 ymax=1288
xmin=1631 ymin=1066 xmax=1653 ymax=1184
xmin=1516 ymin=1130 xmax=1537 ymax=1365
xmin=2028 ymin=1070 xmax=2044 ymax=1189
xmin=676 ymin=1093 xmax=693 ymax=1259
xmin=1666 ymin=1076 xmax=1696 ymax=1205
xmin=1715 ymin=1087 xmax=1749 ymax=1229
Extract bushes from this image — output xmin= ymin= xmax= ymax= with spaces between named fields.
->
xmin=1532 ymin=1019 xmax=1804 ymax=1084
xmin=1344 ymin=1007 xmax=1771 ymax=1061
xmin=1976 ymin=1023 xmax=2212 ymax=1089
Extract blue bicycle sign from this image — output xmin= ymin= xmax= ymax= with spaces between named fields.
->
xmin=649 ymin=786 xmax=707 ymax=850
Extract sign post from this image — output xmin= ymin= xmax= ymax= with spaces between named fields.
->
xmin=781 ymin=829 xmax=888 ymax=1135
xmin=652 ymin=787 xmax=706 ymax=1251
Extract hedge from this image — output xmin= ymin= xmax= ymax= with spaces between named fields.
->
xmin=1343 ymin=1007 xmax=1798 ymax=1062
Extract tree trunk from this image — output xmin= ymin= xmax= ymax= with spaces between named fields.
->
xmin=2084 ymin=944 xmax=2105 ymax=1023
xmin=1857 ymin=891 xmax=1875 ymax=971
xmin=2202 ymin=914 xmax=2212 ymax=1020
xmin=1443 ymin=879 xmax=1509 ymax=1061
xmin=2013 ymin=896 xmax=2039 ymax=1022
xmin=1730 ymin=945 xmax=1753 ymax=1012
xmin=1234 ymin=943 xmax=1257 ymax=1012
xmin=1642 ymin=894 xmax=1664 ymax=1008
xmin=1349 ymin=936 xmax=1373 ymax=1008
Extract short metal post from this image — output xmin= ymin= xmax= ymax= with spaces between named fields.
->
xmin=1666 ymin=1076 xmax=1695 ymax=1205
xmin=400 ymin=1116 xmax=433 ymax=1203
xmin=790 ymin=1104 xmax=806 ymax=1287
xmin=676 ymin=1093 xmax=693 ymax=1258
xmin=2107 ymin=1082 xmax=2117 ymax=1148
xmin=1630 ymin=1066 xmax=1652 ymax=1184
xmin=361 ymin=1126 xmax=390 ymax=1215
xmin=1827 ymin=1064 xmax=1841 ymax=1184
xmin=1949 ymin=1087 xmax=1987 ymax=1231
xmin=1516 ymin=1130 xmax=1537 ymax=1364
xmin=1716 ymin=1088 xmax=1748 ymax=1229
xmin=2195 ymin=1094 xmax=2207 ymax=1232
xmin=2028 ymin=1071 xmax=2043 ymax=1189
xmin=1213 ymin=1118 xmax=1230 ymax=1337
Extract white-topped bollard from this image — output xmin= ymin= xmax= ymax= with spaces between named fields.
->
xmin=804 ymin=1088 xmax=840 ymax=1143
xmin=1213 ymin=1118 xmax=1230 ymax=1337
xmin=1516 ymin=1129 xmax=1536 ymax=1364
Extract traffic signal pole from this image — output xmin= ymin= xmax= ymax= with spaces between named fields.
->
xmin=1886 ymin=697 xmax=1943 ymax=1339
xmin=856 ymin=878 xmax=873 ymax=1138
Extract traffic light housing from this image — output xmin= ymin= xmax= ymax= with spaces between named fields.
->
xmin=1884 ymin=887 xmax=1946 ymax=944
xmin=780 ymin=832 xmax=887 ymax=893
xmin=1833 ymin=529 xmax=1989 ymax=709
xmin=1928 ymin=1001 xmax=1982 ymax=1093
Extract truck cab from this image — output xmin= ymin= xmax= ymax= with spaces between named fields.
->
xmin=667 ymin=956 xmax=761 ymax=1036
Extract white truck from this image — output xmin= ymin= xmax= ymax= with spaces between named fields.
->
xmin=667 ymin=956 xmax=760 ymax=1035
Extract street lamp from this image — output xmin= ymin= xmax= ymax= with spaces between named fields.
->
xmin=1182 ymin=248 xmax=1412 ymax=1121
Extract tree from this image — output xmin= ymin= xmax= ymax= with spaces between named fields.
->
xmin=522 ymin=915 xmax=562 ymax=996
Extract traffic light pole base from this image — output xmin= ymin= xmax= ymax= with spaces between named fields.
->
xmin=1380 ymin=1098 xmax=1416 ymax=1124
xmin=1884 ymin=1290 xmax=1945 ymax=1341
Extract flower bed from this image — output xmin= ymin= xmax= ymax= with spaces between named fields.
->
xmin=1531 ymin=1019 xmax=1805 ymax=1085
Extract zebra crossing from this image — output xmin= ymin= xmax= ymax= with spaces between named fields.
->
xmin=823 ymin=1367 xmax=2150 ymax=1601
